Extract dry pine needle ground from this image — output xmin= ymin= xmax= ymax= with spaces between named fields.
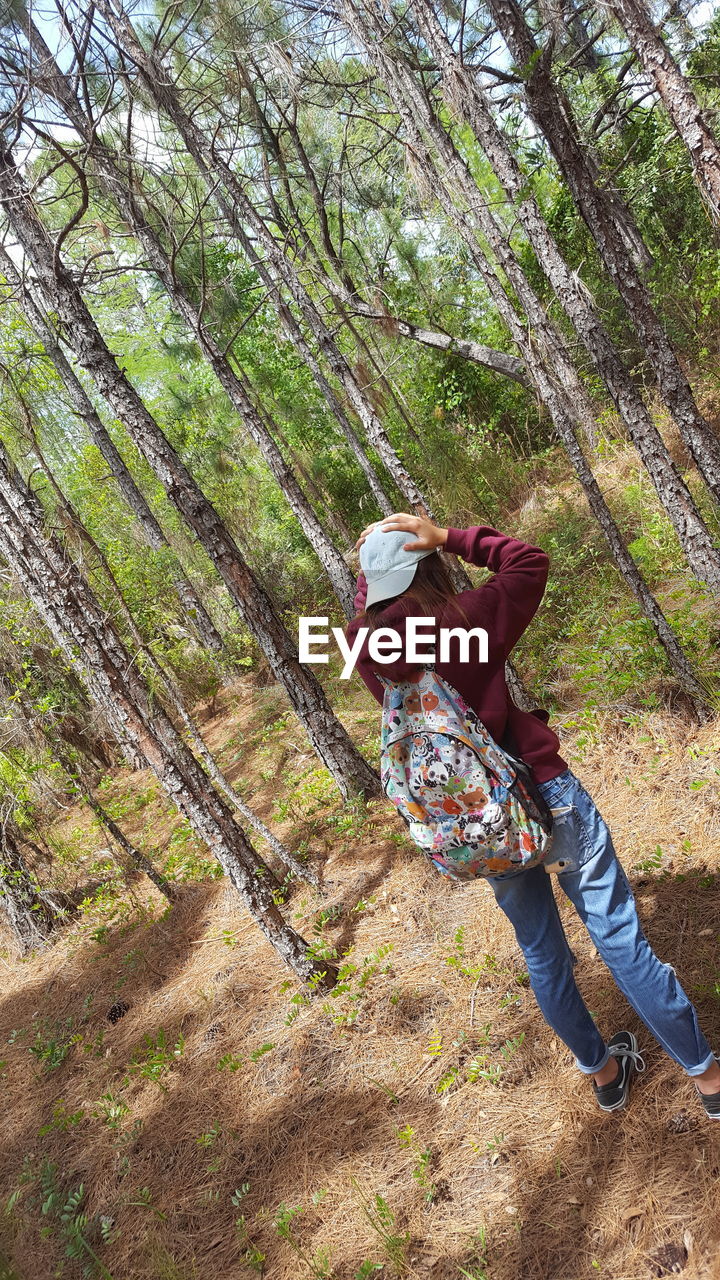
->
xmin=0 ymin=678 xmax=719 ymax=1280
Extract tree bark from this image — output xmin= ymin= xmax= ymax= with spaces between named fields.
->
xmin=0 ymin=244 xmax=225 ymax=653
xmin=340 ymin=2 xmax=720 ymax=595
xmin=606 ymin=0 xmax=720 ymax=223
xmin=485 ymin=0 xmax=720 ymax=504
xmin=88 ymin=0 xmax=434 ymax=518
xmin=0 ymin=150 xmax=379 ymax=801
xmin=0 ymin=442 xmax=337 ymax=985
xmin=0 ymin=825 xmax=63 ymax=953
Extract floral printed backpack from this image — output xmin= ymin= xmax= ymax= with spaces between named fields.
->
xmin=379 ymin=667 xmax=553 ymax=881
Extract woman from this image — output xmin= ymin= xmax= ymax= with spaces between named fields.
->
xmin=346 ymin=512 xmax=720 ymax=1117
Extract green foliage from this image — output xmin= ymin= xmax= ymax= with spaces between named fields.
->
xmin=127 ymin=1028 xmax=185 ymax=1090
xmin=351 ymin=1179 xmax=410 ymax=1276
xmin=38 ymin=1100 xmax=86 ymax=1137
xmin=38 ymin=1161 xmax=115 ymax=1279
xmin=320 ymin=944 xmax=395 ymax=1027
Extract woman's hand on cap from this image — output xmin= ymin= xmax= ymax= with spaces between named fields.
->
xmin=354 ymin=521 xmax=379 ymax=550
xmin=360 ymin=513 xmax=448 ymax=552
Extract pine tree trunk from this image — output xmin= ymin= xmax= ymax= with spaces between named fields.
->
xmin=339 ymin=3 xmax=720 ymax=594
xmin=338 ymin=2 xmax=709 ymax=712
xmin=607 ymin=0 xmax=720 ymax=222
xmin=0 ymin=244 xmax=225 ymax=653
xmin=85 ymin=0 xmax=433 ymax=518
xmin=0 ymin=826 xmax=62 ymax=953
xmin=87 ymin=798 xmax=175 ymax=901
xmin=0 ymin=443 xmax=337 ymax=986
xmin=0 ymin=152 xmax=378 ymax=801
xmin=21 ymin=10 xmax=396 ymax=520
xmin=485 ymin=0 xmax=720 ymax=502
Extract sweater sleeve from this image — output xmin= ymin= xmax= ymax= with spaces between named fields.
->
xmin=444 ymin=525 xmax=549 ymax=657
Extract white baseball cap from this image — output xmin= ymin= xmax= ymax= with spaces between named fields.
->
xmin=360 ymin=523 xmax=436 ymax=607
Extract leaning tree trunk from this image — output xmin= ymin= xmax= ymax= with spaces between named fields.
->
xmin=606 ymin=0 xmax=720 ymax=223
xmin=485 ymin=0 xmax=720 ymax=504
xmin=12 ymin=396 xmax=317 ymax=888
xmin=0 ymin=442 xmax=336 ymax=986
xmin=21 ymin=8 xmax=396 ymax=519
xmin=0 ymin=245 xmax=224 ymax=653
xmin=339 ymin=4 xmax=710 ymax=712
xmin=0 ymin=825 xmax=63 ymax=953
xmin=85 ymin=796 xmax=174 ymax=901
xmin=340 ymin=1 xmax=720 ymax=595
xmin=87 ymin=0 xmax=433 ymax=517
xmin=0 ymin=152 xmax=378 ymax=802
xmin=323 ymin=292 xmax=533 ymax=388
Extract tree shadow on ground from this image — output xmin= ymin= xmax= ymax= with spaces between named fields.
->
xmin=1 ymin=858 xmax=719 ymax=1280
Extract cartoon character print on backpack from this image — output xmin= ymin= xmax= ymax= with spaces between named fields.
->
xmin=379 ymin=667 xmax=552 ymax=882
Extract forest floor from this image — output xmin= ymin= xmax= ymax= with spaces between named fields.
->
xmin=1 ymin=666 xmax=720 ymax=1280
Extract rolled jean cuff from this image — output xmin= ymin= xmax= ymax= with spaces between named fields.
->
xmin=576 ymin=1047 xmax=610 ymax=1075
xmin=685 ymin=1052 xmax=717 ymax=1078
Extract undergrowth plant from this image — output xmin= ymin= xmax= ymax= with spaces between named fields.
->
xmin=321 ymin=944 xmax=395 ymax=1028
xmin=271 ymin=1196 xmax=334 ymax=1279
xmin=396 ymin=1126 xmax=439 ymax=1204
xmin=127 ymin=1028 xmax=185 ymax=1090
xmin=350 ymin=1178 xmax=410 ymax=1276
xmin=37 ymin=1161 xmax=115 ymax=1279
xmin=231 ymin=1185 xmax=266 ymax=1274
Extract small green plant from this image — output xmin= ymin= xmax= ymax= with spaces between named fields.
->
xmin=427 ymin=1027 xmax=443 ymax=1057
xmin=499 ymin=1033 xmax=526 ymax=1064
xmin=38 ymin=1100 xmax=86 ymax=1136
xmin=231 ymin=1185 xmax=266 ymax=1273
xmin=29 ymin=1023 xmax=81 ymax=1072
xmin=633 ymin=845 xmax=666 ymax=874
xmin=466 ymin=1057 xmax=502 ymax=1085
xmin=321 ymin=944 xmax=394 ymax=1027
xmin=355 ymin=1263 xmax=384 ymax=1278
xmin=249 ymin=1042 xmax=275 ymax=1062
xmin=123 ymin=1186 xmax=166 ymax=1221
xmin=457 ymin=1225 xmax=489 ymax=1280
xmin=217 ymin=1052 xmax=243 ymax=1072
xmin=437 ymin=1066 xmax=460 ymax=1093
xmin=485 ymin=1133 xmax=506 ymax=1162
xmin=397 ymin=1127 xmax=438 ymax=1204
xmin=94 ymin=1092 xmax=130 ymax=1130
xmin=196 ymin=1122 xmax=221 ymax=1149
xmin=351 ymin=1178 xmax=409 ymax=1276
xmin=127 ymin=1028 xmax=184 ymax=1090
xmin=38 ymin=1161 xmax=114 ymax=1279
xmin=313 ymin=905 xmax=343 ymax=935
xmin=284 ymin=990 xmax=311 ymax=1026
xmin=272 ymin=1200 xmax=334 ymax=1278
xmin=273 ymin=768 xmax=337 ymax=823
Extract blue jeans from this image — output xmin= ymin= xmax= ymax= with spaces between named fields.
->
xmin=489 ymin=769 xmax=715 ymax=1076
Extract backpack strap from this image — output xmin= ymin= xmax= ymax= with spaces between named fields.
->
xmin=501 ymin=718 xmax=553 ymax=832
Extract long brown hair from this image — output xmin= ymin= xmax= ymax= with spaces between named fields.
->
xmin=363 ymin=551 xmax=470 ymax=628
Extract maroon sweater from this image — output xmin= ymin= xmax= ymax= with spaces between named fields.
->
xmin=346 ymin=525 xmax=567 ymax=783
